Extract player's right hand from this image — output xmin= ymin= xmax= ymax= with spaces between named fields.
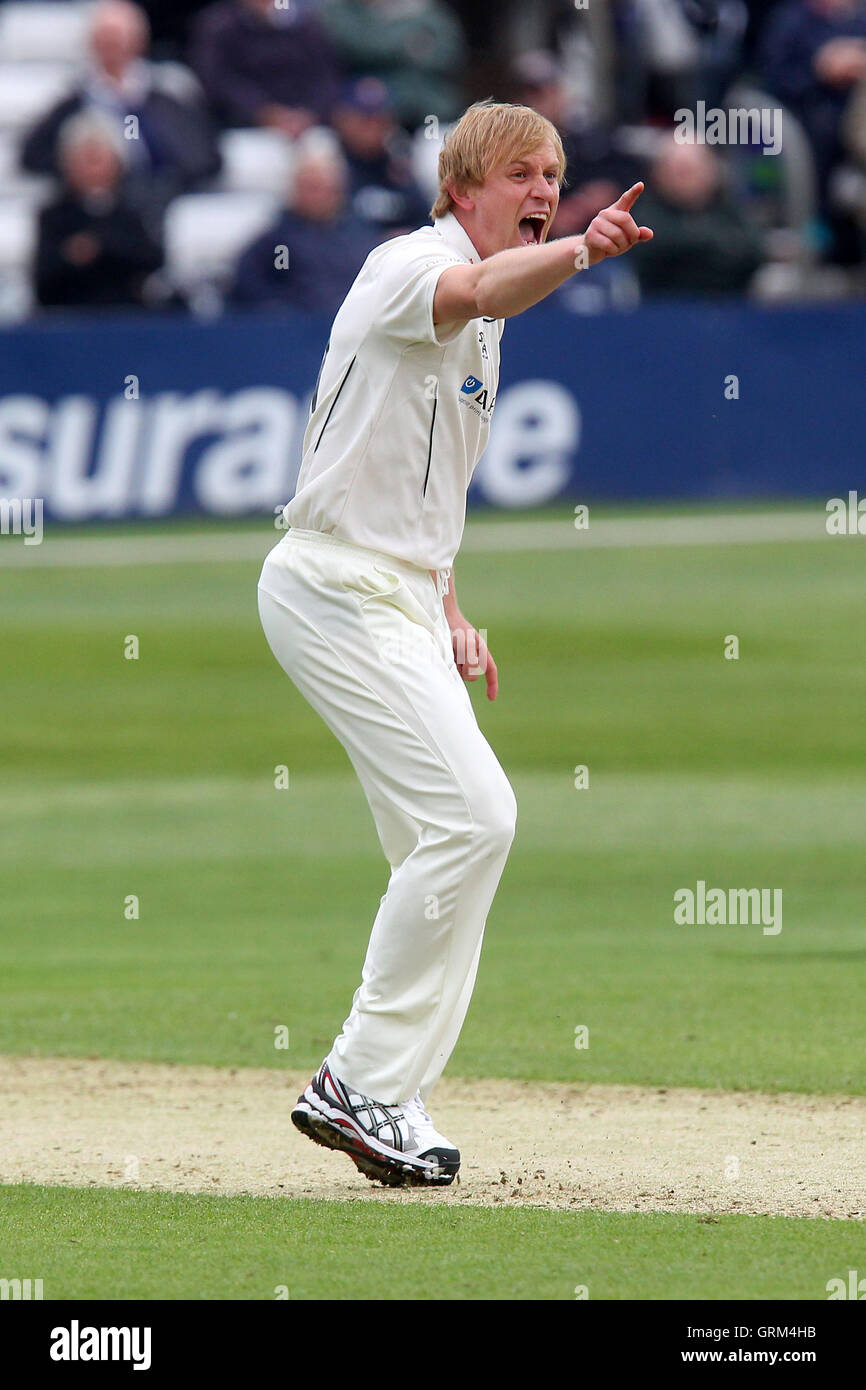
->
xmin=580 ymin=182 xmax=653 ymax=267
xmin=449 ymin=616 xmax=499 ymax=700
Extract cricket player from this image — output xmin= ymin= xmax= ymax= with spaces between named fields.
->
xmin=258 ymin=99 xmax=652 ymax=1187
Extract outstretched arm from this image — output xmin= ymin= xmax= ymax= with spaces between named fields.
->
xmin=434 ymin=183 xmax=653 ymax=326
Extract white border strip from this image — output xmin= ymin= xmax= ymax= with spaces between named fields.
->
xmin=0 ymin=511 xmax=830 ymax=569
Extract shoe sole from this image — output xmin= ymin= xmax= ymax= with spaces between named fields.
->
xmin=292 ymin=1094 xmax=458 ymax=1188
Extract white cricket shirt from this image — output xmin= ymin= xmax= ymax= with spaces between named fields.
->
xmin=283 ymin=212 xmax=504 ymax=572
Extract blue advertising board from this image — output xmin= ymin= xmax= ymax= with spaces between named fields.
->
xmin=0 ymin=301 xmax=862 ymax=521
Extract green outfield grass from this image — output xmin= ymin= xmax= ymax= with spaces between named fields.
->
xmin=1 ymin=510 xmax=863 ymax=1092
xmin=1 ymin=1184 xmax=862 ymax=1301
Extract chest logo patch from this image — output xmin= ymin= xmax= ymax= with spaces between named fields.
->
xmin=458 ymin=374 xmax=496 ymax=419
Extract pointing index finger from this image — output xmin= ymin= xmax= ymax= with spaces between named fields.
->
xmin=614 ymin=181 xmax=645 ymax=213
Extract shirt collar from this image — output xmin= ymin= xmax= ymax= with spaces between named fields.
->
xmin=432 ymin=211 xmax=482 ymax=265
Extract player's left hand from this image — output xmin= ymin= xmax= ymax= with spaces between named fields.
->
xmin=449 ymin=616 xmax=498 ymax=700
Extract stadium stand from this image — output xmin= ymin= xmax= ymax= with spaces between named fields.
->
xmin=0 ymin=0 xmax=861 ymax=322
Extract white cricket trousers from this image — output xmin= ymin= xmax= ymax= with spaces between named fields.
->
xmin=257 ymin=527 xmax=517 ymax=1105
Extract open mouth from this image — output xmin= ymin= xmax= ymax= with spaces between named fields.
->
xmin=518 ymin=212 xmax=548 ymax=246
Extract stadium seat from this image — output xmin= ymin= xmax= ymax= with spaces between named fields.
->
xmin=721 ymin=83 xmax=817 ymax=242
xmin=0 ymin=129 xmax=52 ymax=200
xmin=0 ymin=2 xmax=94 ymax=64
xmin=0 ymin=62 xmax=76 ymax=132
xmin=0 ymin=197 xmax=37 ymax=321
xmin=163 ymin=191 xmax=280 ymax=307
xmin=410 ymin=122 xmax=448 ymax=206
xmin=217 ymin=129 xmax=295 ymax=196
xmin=150 ymin=60 xmax=209 ymax=110
xmin=0 ymin=198 xmax=37 ymax=266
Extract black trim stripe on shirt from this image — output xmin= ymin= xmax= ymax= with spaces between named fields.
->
xmin=421 ymin=394 xmax=437 ymax=498
xmin=313 ymin=354 xmax=356 ymax=453
xmin=310 ymin=339 xmax=330 ymax=415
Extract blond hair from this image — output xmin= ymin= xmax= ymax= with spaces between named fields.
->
xmin=430 ymin=99 xmax=567 ymax=220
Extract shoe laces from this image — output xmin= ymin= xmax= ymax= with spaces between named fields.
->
xmin=401 ymin=1092 xmax=432 ymax=1127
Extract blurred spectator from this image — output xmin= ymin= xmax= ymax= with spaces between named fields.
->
xmin=742 ymin=0 xmax=792 ymax=60
xmin=35 ymin=113 xmax=163 ymax=310
xmin=843 ymin=65 xmax=866 ymax=164
xmin=634 ymin=135 xmax=764 ymax=294
xmin=229 ymin=129 xmax=381 ymax=313
xmin=20 ymin=0 xmax=221 ymax=224
xmin=557 ymin=252 xmax=642 ymax=313
xmin=840 ymin=69 xmax=866 ymax=254
xmin=319 ymin=0 xmax=468 ymax=131
xmin=332 ymin=77 xmax=430 ymax=235
xmin=189 ymin=0 xmax=339 ymax=133
xmin=759 ymin=0 xmax=866 ymax=258
xmin=616 ymin=0 xmax=749 ymax=120
xmin=139 ymin=0 xmax=215 ymax=59
xmin=508 ymin=51 xmax=642 ymax=313
xmin=510 ymin=50 xmax=642 ymax=240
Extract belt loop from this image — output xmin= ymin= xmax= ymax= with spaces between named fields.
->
xmin=436 ymin=568 xmax=450 ymax=598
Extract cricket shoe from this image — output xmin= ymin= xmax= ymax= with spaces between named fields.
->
xmin=292 ymin=1061 xmax=456 ymax=1187
xmin=401 ymin=1092 xmax=460 ymax=1185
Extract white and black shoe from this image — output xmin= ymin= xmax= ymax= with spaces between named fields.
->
xmin=292 ymin=1061 xmax=459 ymax=1188
xmin=401 ymin=1092 xmax=460 ymax=1184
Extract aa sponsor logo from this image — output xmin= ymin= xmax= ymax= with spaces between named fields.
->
xmin=459 ymin=375 xmax=496 ymax=418
xmin=674 ymin=880 xmax=782 ymax=935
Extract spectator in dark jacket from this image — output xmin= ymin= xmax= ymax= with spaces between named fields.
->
xmin=320 ymin=0 xmax=467 ymax=131
xmin=189 ymin=0 xmax=340 ymax=133
xmin=230 ymin=129 xmax=380 ymax=314
xmin=332 ymin=77 xmax=430 ymax=237
xmin=635 ymin=135 xmax=764 ymax=295
xmin=759 ymin=0 xmax=866 ymax=214
xmin=21 ymin=0 xmax=221 ymax=225
xmin=35 ymin=112 xmax=163 ymax=309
